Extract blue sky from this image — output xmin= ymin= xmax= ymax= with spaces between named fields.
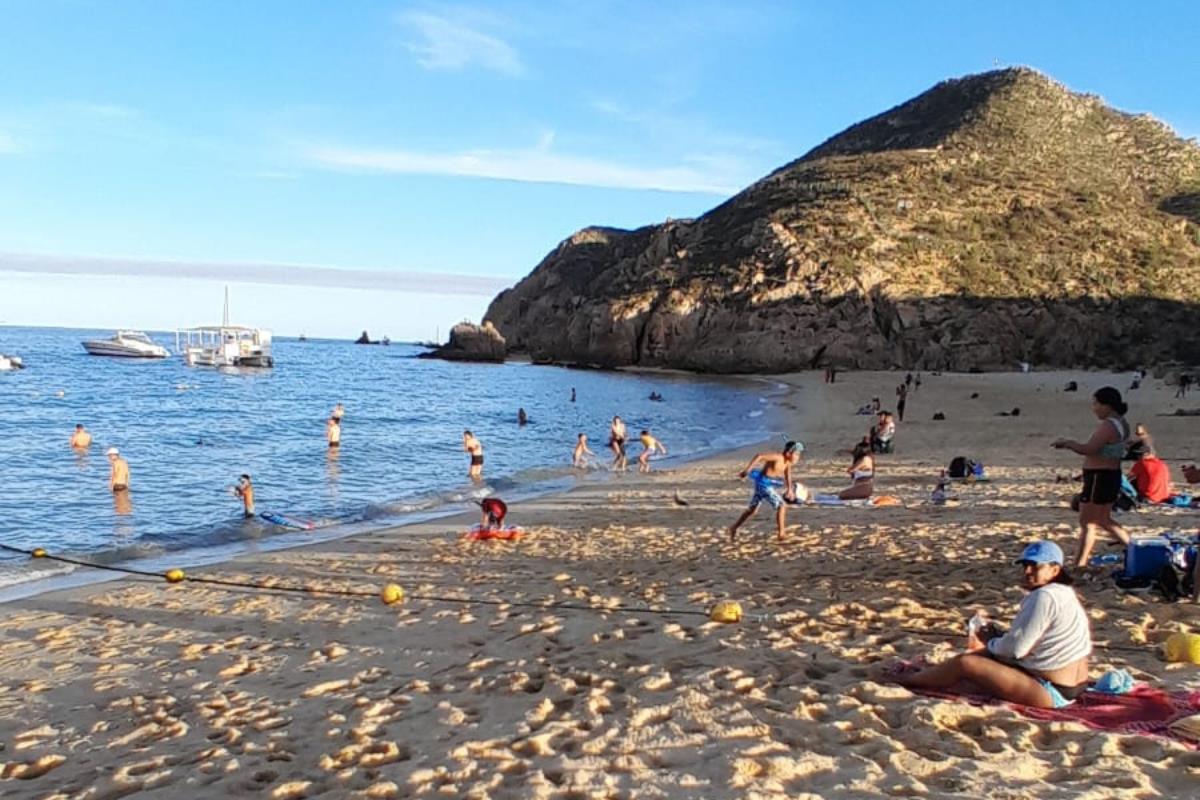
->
xmin=1 ymin=1 xmax=1196 ymax=338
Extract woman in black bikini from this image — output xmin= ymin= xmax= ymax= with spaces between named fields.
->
xmin=608 ymin=416 xmax=627 ymax=471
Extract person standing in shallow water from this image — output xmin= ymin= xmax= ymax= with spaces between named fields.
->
xmin=608 ymin=416 xmax=628 ymax=471
xmin=463 ymin=430 xmax=484 ymax=480
xmin=70 ymin=424 xmax=92 ymax=449
xmin=1052 ymin=386 xmax=1131 ymax=568
xmin=233 ymin=474 xmax=255 ymax=517
xmin=107 ymin=447 xmax=130 ymax=493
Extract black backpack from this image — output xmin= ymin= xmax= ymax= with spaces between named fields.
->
xmin=948 ymin=456 xmax=970 ymax=479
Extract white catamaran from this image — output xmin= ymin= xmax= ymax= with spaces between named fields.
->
xmin=176 ymin=288 xmax=274 ymax=368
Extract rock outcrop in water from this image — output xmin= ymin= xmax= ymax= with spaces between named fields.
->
xmin=484 ymin=68 xmax=1200 ymax=371
xmin=422 ymin=321 xmax=507 ymax=363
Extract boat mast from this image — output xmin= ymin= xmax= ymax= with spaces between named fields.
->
xmin=223 ymin=286 xmax=230 ymax=327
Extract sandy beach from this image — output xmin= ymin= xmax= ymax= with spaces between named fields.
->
xmin=2 ymin=370 xmax=1199 ymax=799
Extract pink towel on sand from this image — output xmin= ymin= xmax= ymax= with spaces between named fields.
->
xmin=888 ymin=662 xmax=1200 ymax=747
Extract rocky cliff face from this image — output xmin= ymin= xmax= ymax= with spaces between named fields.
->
xmin=421 ymin=321 xmax=506 ymax=363
xmin=485 ymin=69 xmax=1200 ymax=371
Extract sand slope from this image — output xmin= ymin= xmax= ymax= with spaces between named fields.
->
xmin=1 ymin=370 xmax=1199 ymax=799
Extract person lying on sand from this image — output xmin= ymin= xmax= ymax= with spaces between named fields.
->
xmin=894 ymin=541 xmax=1091 ymax=709
xmin=839 ymin=441 xmax=875 ymax=501
xmin=727 ymin=441 xmax=803 ymax=542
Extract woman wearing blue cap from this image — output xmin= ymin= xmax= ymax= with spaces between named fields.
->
xmin=894 ymin=540 xmax=1091 ymax=708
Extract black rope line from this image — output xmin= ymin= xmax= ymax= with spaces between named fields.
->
xmin=0 ymin=543 xmax=1171 ymax=651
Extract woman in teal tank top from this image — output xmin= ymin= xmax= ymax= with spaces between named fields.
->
xmin=1052 ymin=386 xmax=1131 ymax=569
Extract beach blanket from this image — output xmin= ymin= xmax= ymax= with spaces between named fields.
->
xmin=807 ymin=494 xmax=903 ymax=507
xmin=888 ymin=661 xmax=1200 ymax=747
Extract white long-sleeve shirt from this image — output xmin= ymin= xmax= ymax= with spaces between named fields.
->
xmin=986 ymin=583 xmax=1091 ymax=672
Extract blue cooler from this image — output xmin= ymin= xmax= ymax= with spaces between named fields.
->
xmin=1124 ymin=537 xmax=1172 ymax=579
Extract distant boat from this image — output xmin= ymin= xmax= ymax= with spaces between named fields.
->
xmin=298 ymin=333 xmax=308 ymax=342
xmin=176 ymin=287 xmax=274 ymax=368
xmin=0 ymin=353 xmax=23 ymax=371
xmin=82 ymin=330 xmax=170 ymax=359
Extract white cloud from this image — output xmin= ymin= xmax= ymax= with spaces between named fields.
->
xmin=399 ymin=10 xmax=524 ymax=76
xmin=0 ymin=251 xmax=512 ymax=297
xmin=303 ymin=141 xmax=741 ymax=195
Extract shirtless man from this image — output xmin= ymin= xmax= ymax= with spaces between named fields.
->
xmin=572 ymin=433 xmax=595 ymax=468
xmin=70 ymin=424 xmax=92 ymax=449
xmin=637 ymin=430 xmax=667 ymax=472
xmin=464 ymin=430 xmax=484 ymax=479
xmin=233 ymin=474 xmax=255 ymax=517
xmin=326 ymin=417 xmax=341 ymax=448
xmin=727 ymin=441 xmax=803 ymax=542
xmin=107 ymin=447 xmax=130 ymax=493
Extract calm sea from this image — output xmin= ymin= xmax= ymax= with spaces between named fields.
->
xmin=0 ymin=326 xmax=778 ymax=594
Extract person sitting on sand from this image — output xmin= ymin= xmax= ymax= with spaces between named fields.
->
xmin=70 ymin=423 xmax=92 ymax=449
xmin=840 ymin=441 xmax=875 ymax=500
xmin=727 ymin=441 xmax=803 ymax=542
xmin=572 ymin=433 xmax=595 ymax=467
xmin=637 ymin=430 xmax=667 ymax=472
xmin=478 ymin=497 xmax=507 ymax=529
xmin=233 ymin=474 xmax=255 ymax=517
xmin=1051 ymin=386 xmax=1131 ymax=568
xmin=870 ymin=411 xmax=895 ymax=454
xmin=1127 ymin=445 xmax=1171 ymax=504
xmin=1131 ymin=423 xmax=1154 ymax=456
xmin=894 ymin=540 xmax=1091 ymax=709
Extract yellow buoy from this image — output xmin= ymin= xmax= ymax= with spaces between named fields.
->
xmin=710 ymin=599 xmax=743 ymax=624
xmin=1164 ymin=632 xmax=1200 ymax=664
xmin=380 ymin=584 xmax=405 ymax=605
xmin=164 ymin=568 xmax=186 ymax=583
xmin=31 ymin=548 xmax=47 ymax=558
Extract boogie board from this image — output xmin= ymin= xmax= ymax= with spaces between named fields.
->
xmin=260 ymin=511 xmax=315 ymax=530
xmin=464 ymin=524 xmax=524 ymax=541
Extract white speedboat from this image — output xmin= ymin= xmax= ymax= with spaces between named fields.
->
xmin=0 ymin=353 xmax=24 ymax=371
xmin=82 ymin=330 xmax=170 ymax=359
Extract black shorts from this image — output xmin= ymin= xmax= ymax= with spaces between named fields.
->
xmin=470 ymin=454 xmax=484 ymax=466
xmin=1080 ymin=469 xmax=1121 ymax=505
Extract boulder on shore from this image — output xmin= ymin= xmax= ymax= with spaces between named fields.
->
xmin=421 ymin=321 xmax=506 ymax=363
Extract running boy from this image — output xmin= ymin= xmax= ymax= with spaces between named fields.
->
xmin=727 ymin=441 xmax=803 ymax=542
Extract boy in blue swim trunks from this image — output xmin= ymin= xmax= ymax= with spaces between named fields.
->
xmin=727 ymin=441 xmax=804 ymax=542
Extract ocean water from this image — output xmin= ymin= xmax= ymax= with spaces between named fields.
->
xmin=0 ymin=326 xmax=778 ymax=592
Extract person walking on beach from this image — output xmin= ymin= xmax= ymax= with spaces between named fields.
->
xmin=1177 ymin=374 xmax=1192 ymax=399
xmin=608 ymin=416 xmax=628 ymax=471
xmin=464 ymin=430 xmax=484 ymax=479
xmin=70 ymin=423 xmax=92 ymax=449
xmin=106 ymin=447 xmax=130 ymax=493
xmin=572 ymin=433 xmax=595 ymax=467
xmin=1051 ymin=386 xmax=1131 ymax=568
xmin=915 ymin=373 xmax=922 ymax=391
xmin=896 ymin=384 xmax=908 ymax=422
xmin=637 ymin=430 xmax=668 ymax=472
xmin=233 ymin=474 xmax=256 ymax=517
xmin=326 ymin=416 xmax=342 ymax=448
xmin=727 ymin=441 xmax=803 ymax=543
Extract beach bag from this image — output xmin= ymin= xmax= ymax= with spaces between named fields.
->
xmin=948 ymin=456 xmax=970 ymax=479
xmin=1153 ymin=538 xmax=1198 ymax=602
xmin=1114 ymin=476 xmax=1139 ymax=511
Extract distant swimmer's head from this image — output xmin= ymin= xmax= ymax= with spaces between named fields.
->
xmin=106 ymin=447 xmax=119 ymax=458
xmin=641 ymin=430 xmax=650 ymax=437
xmin=75 ymin=423 xmax=85 ymax=431
xmin=1092 ymin=386 xmax=1128 ymax=417
xmin=240 ymin=473 xmax=252 ymax=483
xmin=463 ymin=429 xmax=473 ymax=438
xmin=578 ymin=433 xmax=587 ymax=441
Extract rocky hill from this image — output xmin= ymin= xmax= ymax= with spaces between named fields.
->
xmin=484 ymin=69 xmax=1200 ymax=371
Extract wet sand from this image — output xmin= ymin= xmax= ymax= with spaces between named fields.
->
xmin=2 ymin=370 xmax=1199 ymax=799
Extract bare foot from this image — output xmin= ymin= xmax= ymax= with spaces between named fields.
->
xmin=727 ymin=527 xmax=737 ymax=543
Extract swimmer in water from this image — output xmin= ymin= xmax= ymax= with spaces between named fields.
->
xmin=332 ymin=403 xmax=345 ymax=421
xmin=573 ymin=433 xmax=595 ymax=467
xmin=107 ymin=447 xmax=130 ymax=493
xmin=326 ymin=417 xmax=341 ymax=448
xmin=637 ymin=430 xmax=667 ymax=472
xmin=233 ymin=474 xmax=255 ymax=517
xmin=518 ymin=408 xmax=528 ymax=426
xmin=608 ymin=416 xmax=628 ymax=471
xmin=70 ymin=424 xmax=92 ymax=449
xmin=464 ymin=430 xmax=484 ymax=479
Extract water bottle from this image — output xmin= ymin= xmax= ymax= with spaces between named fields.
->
xmin=966 ymin=611 xmax=989 ymax=652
